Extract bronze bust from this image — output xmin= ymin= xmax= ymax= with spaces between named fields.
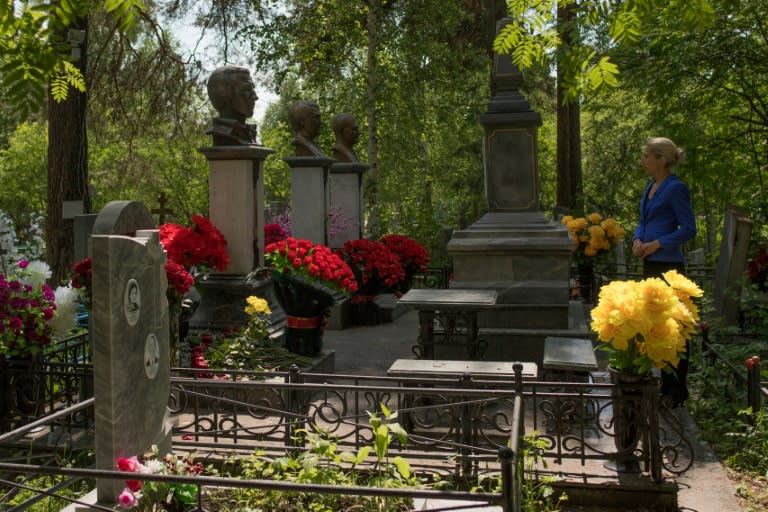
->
xmin=288 ymin=100 xmax=325 ymax=157
xmin=331 ymin=113 xmax=361 ymax=163
xmin=206 ymin=65 xmax=258 ymax=145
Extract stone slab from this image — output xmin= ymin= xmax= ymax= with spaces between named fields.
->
xmin=387 ymin=358 xmax=538 ymax=380
xmin=543 ymin=336 xmax=598 ymax=371
xmin=398 ymin=289 xmax=498 ymax=309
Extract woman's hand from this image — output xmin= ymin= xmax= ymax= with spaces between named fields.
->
xmin=633 ymin=239 xmax=661 ymax=259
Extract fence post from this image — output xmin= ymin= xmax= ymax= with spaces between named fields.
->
xmin=285 ymin=364 xmax=305 ymax=446
xmin=459 ymin=372 xmax=474 ymax=477
xmin=647 ymin=377 xmax=662 ymax=482
xmin=746 ymin=355 xmax=761 ymax=414
xmin=499 ymin=446 xmax=515 ymax=512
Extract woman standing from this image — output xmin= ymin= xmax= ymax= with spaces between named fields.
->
xmin=632 ymin=137 xmax=696 ymax=408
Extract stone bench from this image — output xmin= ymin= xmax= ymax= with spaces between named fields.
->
xmin=542 ymin=336 xmax=598 ymax=383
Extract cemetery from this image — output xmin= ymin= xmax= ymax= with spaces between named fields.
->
xmin=2 ymin=1 xmax=768 ymax=511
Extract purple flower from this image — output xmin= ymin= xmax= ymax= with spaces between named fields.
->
xmin=42 ymin=308 xmax=55 ymax=321
xmin=17 ymin=259 xmax=29 ymax=269
xmin=8 ymin=316 xmax=23 ymax=330
xmin=42 ymin=284 xmax=54 ymax=301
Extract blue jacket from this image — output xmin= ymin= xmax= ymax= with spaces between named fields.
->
xmin=633 ymin=174 xmax=696 ymax=263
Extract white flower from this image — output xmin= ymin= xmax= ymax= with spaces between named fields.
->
xmin=50 ymin=285 xmax=80 ymax=338
xmin=143 ymin=459 xmax=165 ymax=474
xmin=20 ymin=260 xmax=52 ymax=289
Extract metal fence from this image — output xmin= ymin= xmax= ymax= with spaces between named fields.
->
xmin=1 ymin=345 xmax=696 ymax=510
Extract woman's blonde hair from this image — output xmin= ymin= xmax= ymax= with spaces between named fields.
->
xmin=646 ymin=137 xmax=685 ymax=169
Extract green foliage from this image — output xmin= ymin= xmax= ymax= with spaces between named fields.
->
xmin=0 ymin=122 xmax=47 ymax=232
xmin=496 ymin=0 xmax=720 ymax=101
xmin=726 ymin=408 xmax=768 ymax=475
xmin=219 ymin=408 xmax=420 ymax=511
xmin=200 ymin=331 xmax=313 ymax=371
xmin=0 ymin=0 xmax=143 ymax=116
xmin=7 ymin=475 xmax=93 ymax=511
xmin=688 ymin=341 xmax=768 ymax=477
xmin=475 ymin=431 xmax=567 ymax=512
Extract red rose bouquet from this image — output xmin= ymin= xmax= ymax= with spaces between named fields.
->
xmin=265 ymin=237 xmax=358 ymax=296
xmin=747 ymin=247 xmax=768 ymax=292
xmin=70 ymin=256 xmax=93 ymax=306
xmin=379 ymin=234 xmax=430 ymax=274
xmin=159 ymin=215 xmax=229 ymax=273
xmin=265 ymin=238 xmax=357 ymax=356
xmin=337 ymin=239 xmax=405 ymax=296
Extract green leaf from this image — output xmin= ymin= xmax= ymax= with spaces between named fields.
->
xmin=392 ymin=456 xmax=411 ymax=478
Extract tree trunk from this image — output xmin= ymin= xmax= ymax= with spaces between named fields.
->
xmin=365 ymin=0 xmax=380 ymax=239
xmin=556 ymin=2 xmax=582 ymax=212
xmin=47 ymin=17 xmax=90 ymax=285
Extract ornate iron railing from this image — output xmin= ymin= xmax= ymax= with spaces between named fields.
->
xmin=0 ymin=363 xmax=693 ymax=511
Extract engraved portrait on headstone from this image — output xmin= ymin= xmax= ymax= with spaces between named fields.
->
xmin=206 ymin=65 xmax=258 ymax=146
xmin=124 ymin=279 xmax=141 ymax=325
xmin=331 ymin=113 xmax=361 ymax=163
xmin=288 ymin=100 xmax=326 ymax=157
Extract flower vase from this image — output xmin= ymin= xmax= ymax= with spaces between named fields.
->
xmin=607 ymin=366 xmax=651 ymax=473
xmin=271 ymin=271 xmax=335 ymax=357
xmin=577 ymin=262 xmax=595 ymax=303
xmin=350 ymin=294 xmax=380 ymax=325
xmin=285 ymin=313 xmax=328 ymax=356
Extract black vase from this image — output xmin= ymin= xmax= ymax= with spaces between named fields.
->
xmin=577 ymin=262 xmax=595 ymax=303
xmin=608 ymin=367 xmax=651 ymax=472
xmin=350 ymin=298 xmax=380 ymax=326
xmin=271 ymin=271 xmax=335 ymax=357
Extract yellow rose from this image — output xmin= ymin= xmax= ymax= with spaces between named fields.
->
xmin=561 ymin=215 xmax=574 ymax=225
xmin=587 ymin=212 xmax=603 ymax=224
xmin=245 ymin=295 xmax=272 ymax=316
xmin=567 ymin=218 xmax=587 ymax=231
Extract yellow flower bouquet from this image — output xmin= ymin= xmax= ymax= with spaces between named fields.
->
xmin=561 ymin=212 xmax=626 ymax=262
xmin=591 ymin=270 xmax=703 ymax=375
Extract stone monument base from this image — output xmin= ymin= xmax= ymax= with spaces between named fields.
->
xmin=189 ymin=274 xmax=286 ymax=336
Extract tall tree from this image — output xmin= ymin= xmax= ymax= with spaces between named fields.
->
xmin=47 ymin=16 xmax=89 ymax=284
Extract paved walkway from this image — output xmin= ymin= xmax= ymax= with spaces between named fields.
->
xmin=323 ymin=309 xmax=743 ymax=512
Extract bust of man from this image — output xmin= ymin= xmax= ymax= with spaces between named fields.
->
xmin=205 ymin=65 xmax=258 ymax=146
xmin=331 ymin=113 xmax=361 ymax=163
xmin=288 ymin=100 xmax=325 ymax=157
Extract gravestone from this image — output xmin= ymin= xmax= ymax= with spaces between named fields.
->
xmin=90 ymin=201 xmax=171 ymax=506
xmin=445 ymin=12 xmax=586 ymax=364
xmin=713 ymin=205 xmax=753 ymax=324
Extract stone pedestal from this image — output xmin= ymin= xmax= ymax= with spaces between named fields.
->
xmin=329 ymin=162 xmax=368 ymax=248
xmin=199 ymin=145 xmax=274 ymax=273
xmin=445 ymin=16 xmax=589 ymax=364
xmin=194 ymin=146 xmax=283 ymax=333
xmin=284 ymin=156 xmax=335 ymax=245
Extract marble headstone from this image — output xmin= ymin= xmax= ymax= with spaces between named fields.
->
xmin=91 ymin=202 xmax=170 ymax=505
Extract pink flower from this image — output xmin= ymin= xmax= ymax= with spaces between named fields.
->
xmin=17 ymin=259 xmax=29 ymax=269
xmin=116 ymin=456 xmax=142 ymax=473
xmin=118 ymin=488 xmax=138 ymax=508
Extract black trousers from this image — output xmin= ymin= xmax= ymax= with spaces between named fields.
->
xmin=643 ymin=260 xmax=689 ymax=406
